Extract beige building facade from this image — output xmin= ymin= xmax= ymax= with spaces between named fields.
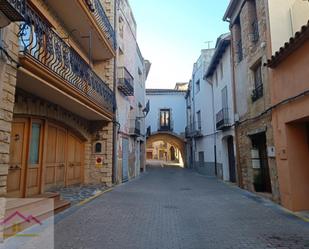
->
xmin=224 ymin=0 xmax=280 ymax=202
xmin=115 ymin=0 xmax=150 ymax=183
xmin=0 ymin=0 xmax=116 ymax=197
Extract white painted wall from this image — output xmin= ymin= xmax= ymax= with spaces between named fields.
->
xmin=116 ymin=0 xmax=148 ymax=179
xmin=191 ymin=49 xmax=215 ymax=164
xmin=268 ymin=0 xmax=309 ymax=53
xmin=210 ymin=44 xmax=235 ymax=181
xmin=146 ymin=91 xmax=186 ymax=136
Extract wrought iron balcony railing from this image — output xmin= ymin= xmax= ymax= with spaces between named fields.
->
xmin=18 ymin=6 xmax=114 ymax=112
xmin=85 ymin=0 xmax=116 ymax=49
xmin=185 ymin=122 xmax=202 ymax=138
xmin=251 ymin=84 xmax=263 ymax=102
xmin=216 ymin=108 xmax=231 ymax=130
xmin=117 ymin=67 xmax=134 ymax=96
xmin=129 ymin=118 xmax=141 ymax=136
xmin=0 ymin=0 xmax=26 ymax=21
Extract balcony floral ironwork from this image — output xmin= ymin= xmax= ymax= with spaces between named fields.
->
xmin=216 ymin=108 xmax=231 ymax=130
xmin=251 ymin=84 xmax=263 ymax=102
xmin=0 ymin=0 xmax=26 ymax=21
xmin=117 ymin=66 xmax=134 ymax=96
xmin=85 ymin=0 xmax=116 ymax=49
xmin=185 ymin=122 xmax=202 ymax=138
xmin=129 ymin=118 xmax=141 ymax=136
xmin=18 ymin=6 xmax=115 ymax=112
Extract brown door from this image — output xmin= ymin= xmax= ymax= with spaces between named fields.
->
xmin=66 ymin=133 xmax=82 ymax=186
xmin=44 ymin=124 xmax=66 ymax=190
xmin=26 ymin=120 xmax=44 ymax=196
xmin=227 ymin=136 xmax=236 ymax=183
xmin=7 ymin=118 xmax=29 ymax=197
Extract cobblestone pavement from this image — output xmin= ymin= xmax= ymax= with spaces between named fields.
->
xmin=55 ymin=165 xmax=309 ymax=249
xmin=50 ymin=184 xmax=108 ymax=205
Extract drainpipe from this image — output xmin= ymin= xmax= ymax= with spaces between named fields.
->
xmin=210 ymin=81 xmax=217 ymax=177
xmin=228 ymin=21 xmax=243 ymax=188
xmin=192 ymin=73 xmax=196 ymax=169
xmin=112 ymin=0 xmax=118 ymax=184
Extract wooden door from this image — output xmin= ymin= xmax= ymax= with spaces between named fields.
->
xmin=7 ymin=119 xmax=29 ymax=197
xmin=45 ymin=124 xmax=66 ymax=189
xmin=227 ymin=136 xmax=236 ymax=183
xmin=66 ymin=133 xmax=82 ymax=186
xmin=26 ymin=120 xmax=44 ymax=196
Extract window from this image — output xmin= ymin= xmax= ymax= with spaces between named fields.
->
xmin=29 ymin=123 xmax=41 ymax=165
xmin=119 ymin=16 xmax=124 ymax=38
xmin=159 ymin=109 xmax=170 ymax=131
xmin=249 ymin=0 xmax=259 ymax=43
xmin=221 ymin=86 xmax=228 ymax=109
xmin=196 ymin=80 xmax=200 ymax=94
xmin=235 ymin=18 xmax=243 ymax=62
xmin=95 ymin=143 xmax=102 ymax=153
xmin=197 ymin=111 xmax=201 ymax=130
xmin=220 ymin=62 xmax=223 ymax=79
xmin=252 ymin=62 xmax=263 ymax=101
xmin=215 ymin=71 xmax=218 ymax=87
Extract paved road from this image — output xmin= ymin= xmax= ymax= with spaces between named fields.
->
xmin=55 ymin=165 xmax=309 ymax=249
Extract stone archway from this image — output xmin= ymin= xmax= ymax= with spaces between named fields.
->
xmin=146 ymin=132 xmax=186 ymax=166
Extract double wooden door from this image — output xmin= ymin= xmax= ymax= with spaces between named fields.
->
xmin=7 ymin=118 xmax=84 ymax=197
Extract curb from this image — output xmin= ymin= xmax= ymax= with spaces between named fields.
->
xmin=221 ymin=180 xmax=309 ymax=224
xmin=77 ymin=188 xmax=113 ymax=207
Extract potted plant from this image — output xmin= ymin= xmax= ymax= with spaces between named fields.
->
xmin=253 ymin=171 xmax=263 ymax=192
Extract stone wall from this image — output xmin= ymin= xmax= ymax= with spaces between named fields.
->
xmin=231 ymin=0 xmax=280 ymax=203
xmin=236 ymin=113 xmax=280 ymax=203
xmin=0 ymin=23 xmax=19 ymax=195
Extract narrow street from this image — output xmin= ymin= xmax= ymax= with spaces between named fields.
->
xmin=55 ymin=165 xmax=309 ymax=249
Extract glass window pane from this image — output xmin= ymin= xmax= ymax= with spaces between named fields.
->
xmin=29 ymin=123 xmax=41 ymax=165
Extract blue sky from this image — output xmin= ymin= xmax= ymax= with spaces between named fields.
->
xmin=129 ymin=0 xmax=230 ymax=89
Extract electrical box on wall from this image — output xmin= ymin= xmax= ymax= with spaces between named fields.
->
xmin=267 ymin=146 xmax=276 ymax=158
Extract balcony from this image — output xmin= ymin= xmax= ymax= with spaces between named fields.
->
xmin=251 ymin=84 xmax=263 ymax=102
xmin=117 ymin=67 xmax=134 ymax=96
xmin=129 ymin=119 xmax=141 ymax=137
xmin=17 ymin=6 xmax=114 ymax=121
xmin=43 ymin=0 xmax=116 ymax=61
xmin=185 ymin=122 xmax=202 ymax=138
xmin=216 ymin=108 xmax=231 ymax=130
xmin=0 ymin=0 xmax=26 ymax=21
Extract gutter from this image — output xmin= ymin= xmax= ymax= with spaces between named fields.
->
xmin=112 ymin=0 xmax=118 ymax=184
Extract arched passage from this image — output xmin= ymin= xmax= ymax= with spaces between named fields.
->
xmin=146 ymin=132 xmax=186 ymax=167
